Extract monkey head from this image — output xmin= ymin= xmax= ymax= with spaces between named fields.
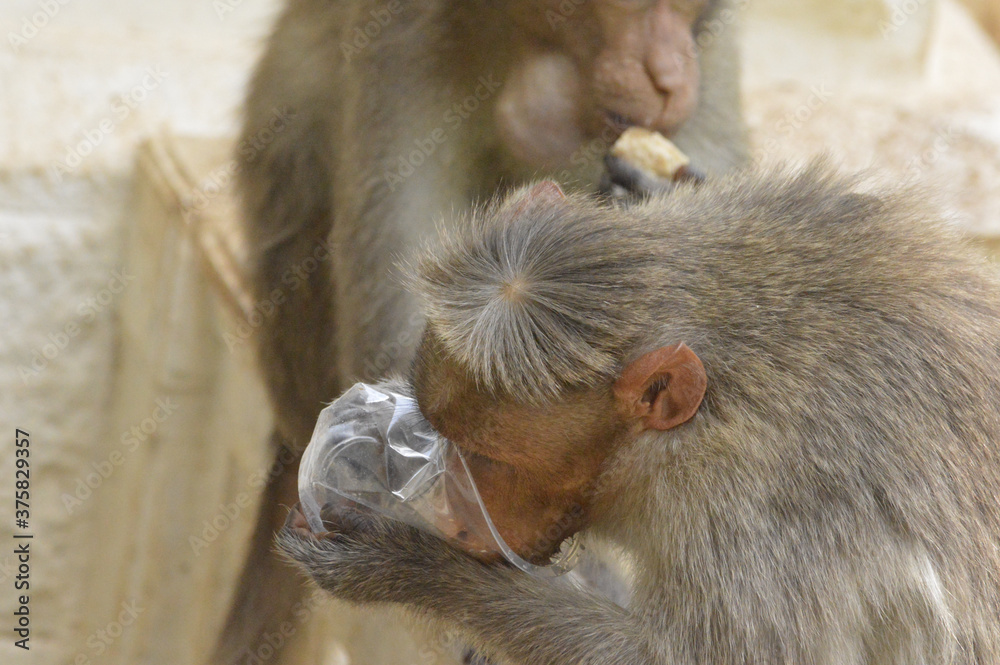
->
xmin=410 ymin=181 xmax=707 ymax=564
xmin=286 ymin=181 xmax=708 ymax=569
xmin=412 ymin=334 xmax=705 ymax=564
xmin=496 ymin=0 xmax=707 ymax=169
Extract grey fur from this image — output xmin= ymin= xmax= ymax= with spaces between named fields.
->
xmin=221 ymin=0 xmax=748 ymax=662
xmin=282 ymin=163 xmax=1000 ymax=664
xmin=239 ymin=0 xmax=748 ymax=448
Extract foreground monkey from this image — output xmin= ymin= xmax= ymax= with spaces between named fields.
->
xmin=280 ymin=165 xmax=1000 ymax=664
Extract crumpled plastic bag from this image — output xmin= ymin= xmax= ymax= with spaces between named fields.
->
xmin=298 ymin=382 xmax=580 ymax=577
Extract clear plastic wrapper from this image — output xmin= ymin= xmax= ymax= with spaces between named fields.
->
xmin=298 ymin=382 xmax=580 ymax=577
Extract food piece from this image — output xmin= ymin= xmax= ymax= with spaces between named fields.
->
xmin=610 ymin=127 xmax=691 ymax=180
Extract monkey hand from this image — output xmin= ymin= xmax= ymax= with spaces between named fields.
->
xmin=277 ymin=502 xmax=498 ymax=607
xmin=279 ymin=503 xmax=653 ymax=664
xmin=599 ymin=153 xmax=706 ymax=202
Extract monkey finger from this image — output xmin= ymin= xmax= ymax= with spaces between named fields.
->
xmin=316 ymin=498 xmax=376 ymax=535
xmin=282 ymin=500 xmax=371 ymax=541
xmin=282 ymin=502 xmax=333 ymax=540
xmin=601 ymin=153 xmax=707 ymax=200
xmin=601 ymin=154 xmax=650 ymax=193
xmin=600 ymin=155 xmax=685 ymax=201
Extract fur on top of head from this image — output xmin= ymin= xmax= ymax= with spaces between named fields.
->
xmin=407 ymin=162 xmax=956 ymax=405
xmin=409 ymin=185 xmax=661 ymax=402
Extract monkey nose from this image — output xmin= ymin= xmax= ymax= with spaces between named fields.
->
xmin=646 ymin=62 xmax=682 ymax=98
xmin=655 ymin=89 xmax=698 ymax=133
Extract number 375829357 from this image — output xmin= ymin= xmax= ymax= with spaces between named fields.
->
xmin=15 ymin=429 xmax=30 ymax=527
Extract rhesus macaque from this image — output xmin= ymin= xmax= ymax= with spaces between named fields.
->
xmin=221 ymin=0 xmax=748 ymax=662
xmin=280 ymin=166 xmax=1000 ymax=664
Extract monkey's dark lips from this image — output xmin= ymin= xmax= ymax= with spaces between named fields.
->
xmin=603 ymin=111 xmax=635 ymax=134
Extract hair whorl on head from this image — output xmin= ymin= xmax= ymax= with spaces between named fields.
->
xmin=410 ymin=190 xmax=657 ymax=401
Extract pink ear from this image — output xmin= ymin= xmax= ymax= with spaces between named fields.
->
xmin=613 ymin=343 xmax=707 ymax=431
xmin=508 ymin=181 xmax=567 ymax=218
xmin=526 ymin=180 xmax=566 ymax=203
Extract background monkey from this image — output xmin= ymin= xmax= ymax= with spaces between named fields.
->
xmin=223 ymin=0 xmax=748 ymax=661
xmin=280 ymin=165 xmax=1000 ymax=664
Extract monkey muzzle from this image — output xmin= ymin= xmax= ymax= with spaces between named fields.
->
xmin=297 ymin=382 xmax=581 ymax=577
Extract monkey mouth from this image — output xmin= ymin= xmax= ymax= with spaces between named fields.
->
xmin=601 ymin=110 xmax=676 ymax=146
xmin=603 ymin=111 xmax=636 ymax=136
xmin=603 ymin=108 xmax=691 ymax=144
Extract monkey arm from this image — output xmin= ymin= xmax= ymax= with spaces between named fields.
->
xmin=277 ymin=507 xmax=657 ymax=665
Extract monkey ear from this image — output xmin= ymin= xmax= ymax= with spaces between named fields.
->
xmin=526 ymin=180 xmax=566 ymax=202
xmin=508 ymin=180 xmax=566 ymax=218
xmin=613 ymin=343 xmax=706 ymax=431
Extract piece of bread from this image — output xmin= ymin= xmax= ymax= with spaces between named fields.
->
xmin=610 ymin=127 xmax=690 ymax=180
